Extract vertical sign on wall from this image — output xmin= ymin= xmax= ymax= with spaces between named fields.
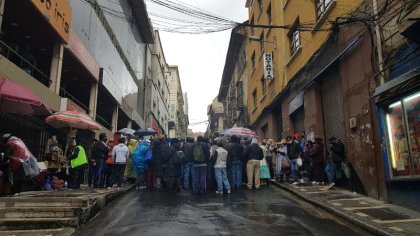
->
xmin=263 ymin=52 xmax=274 ymax=80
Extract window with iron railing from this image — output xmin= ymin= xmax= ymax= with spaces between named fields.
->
xmin=252 ymin=89 xmax=257 ymax=108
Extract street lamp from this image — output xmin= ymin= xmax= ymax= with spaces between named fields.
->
xmin=248 ymin=35 xmax=276 ymax=48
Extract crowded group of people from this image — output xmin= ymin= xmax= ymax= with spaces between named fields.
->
xmin=0 ymin=131 xmax=347 ymax=196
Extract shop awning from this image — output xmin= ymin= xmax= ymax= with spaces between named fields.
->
xmin=372 ymin=68 xmax=420 ymax=103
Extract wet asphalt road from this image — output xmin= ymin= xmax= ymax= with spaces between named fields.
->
xmin=74 ymin=186 xmax=371 ymax=236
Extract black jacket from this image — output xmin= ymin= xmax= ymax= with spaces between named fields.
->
xmin=166 ymin=145 xmax=183 ymax=177
xmin=152 ymin=140 xmax=170 ymax=177
xmin=243 ymin=143 xmax=263 ymax=162
xmin=328 ymin=141 xmax=345 ymax=163
xmin=287 ymin=141 xmax=301 ymax=160
xmin=182 ymin=142 xmax=194 ymax=163
xmin=92 ymin=141 xmax=109 ymax=161
xmin=191 ymin=142 xmax=210 ymax=165
xmin=226 ymin=142 xmax=244 ymax=163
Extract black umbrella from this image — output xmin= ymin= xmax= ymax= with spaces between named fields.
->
xmin=134 ymin=128 xmax=157 ymax=137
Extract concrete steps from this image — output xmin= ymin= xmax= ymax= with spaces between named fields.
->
xmin=0 ymin=217 xmax=79 ymax=231
xmin=0 ymin=227 xmax=75 ymax=236
xmin=0 ymin=197 xmax=87 ymax=208
xmin=0 ymin=207 xmax=84 ymax=218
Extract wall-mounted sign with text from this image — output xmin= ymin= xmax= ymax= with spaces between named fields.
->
xmin=263 ymin=52 xmax=274 ymax=80
xmin=31 ymin=0 xmax=72 ymax=43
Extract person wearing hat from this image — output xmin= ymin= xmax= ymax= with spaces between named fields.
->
xmin=275 ymin=139 xmax=288 ymax=182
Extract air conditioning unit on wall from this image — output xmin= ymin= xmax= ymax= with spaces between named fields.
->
xmin=349 ymin=118 xmax=357 ymax=129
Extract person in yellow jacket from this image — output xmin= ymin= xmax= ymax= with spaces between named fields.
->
xmin=67 ymin=138 xmax=88 ymax=189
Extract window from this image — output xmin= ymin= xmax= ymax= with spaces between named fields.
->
xmin=267 ymin=3 xmax=272 ymax=25
xmin=316 ymin=0 xmax=333 ymax=19
xmin=288 ymin=21 xmax=301 ymax=56
xmin=260 ymin=31 xmax=264 ymax=52
xmin=385 ymin=91 xmax=420 ymax=178
xmin=250 ymin=16 xmax=255 ymax=32
xmin=261 ymin=77 xmax=266 ymax=95
xmin=251 ymin=52 xmax=256 ymax=70
xmin=252 ymin=89 xmax=257 ymax=108
xmin=258 ymin=0 xmax=263 ymax=13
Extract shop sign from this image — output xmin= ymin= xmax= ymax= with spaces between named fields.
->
xmin=67 ymin=31 xmax=100 ymax=81
xmin=288 ymin=91 xmax=304 ymax=115
xmin=60 ymin=98 xmax=86 ymax=114
xmin=263 ymin=52 xmax=274 ymax=80
xmin=31 ymin=0 xmax=72 ymax=43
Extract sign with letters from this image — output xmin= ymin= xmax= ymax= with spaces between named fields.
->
xmin=263 ymin=52 xmax=274 ymax=80
xmin=31 ymin=0 xmax=72 ymax=43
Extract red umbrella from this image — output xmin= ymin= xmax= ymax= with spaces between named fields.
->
xmin=224 ymin=127 xmax=257 ymax=138
xmin=45 ymin=111 xmax=101 ymax=130
xmin=0 ymin=77 xmax=52 ymax=115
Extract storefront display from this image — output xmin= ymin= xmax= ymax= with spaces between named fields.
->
xmin=385 ymin=91 xmax=420 ymax=178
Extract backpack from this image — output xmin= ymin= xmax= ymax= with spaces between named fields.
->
xmin=193 ymin=143 xmax=204 ymax=162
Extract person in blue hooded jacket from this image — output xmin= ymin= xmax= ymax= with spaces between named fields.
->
xmin=132 ymin=137 xmax=151 ymax=190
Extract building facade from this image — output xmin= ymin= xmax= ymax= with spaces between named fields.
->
xmin=207 ymin=97 xmax=224 ymax=138
xmin=168 ymin=65 xmax=188 ymax=138
xmin=0 ymin=0 xmax=153 ymax=158
xmin=144 ymin=31 xmax=171 ymax=135
xmin=218 ymin=26 xmax=249 ymax=130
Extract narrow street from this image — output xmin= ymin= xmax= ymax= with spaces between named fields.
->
xmin=74 ymin=186 xmax=371 ymax=236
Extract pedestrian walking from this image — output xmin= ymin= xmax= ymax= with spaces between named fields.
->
xmin=226 ymin=135 xmax=244 ymax=190
xmin=192 ymin=136 xmax=210 ymax=194
xmin=181 ymin=137 xmax=194 ymax=190
xmin=67 ymin=138 xmax=88 ymax=189
xmin=166 ymin=138 xmax=183 ymax=192
xmin=243 ymin=138 xmax=264 ymax=190
xmin=112 ymin=137 xmax=129 ymax=189
xmin=213 ymin=142 xmax=231 ymax=194
xmin=92 ymin=133 xmax=109 ymax=189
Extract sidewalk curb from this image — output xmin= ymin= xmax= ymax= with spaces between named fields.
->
xmin=271 ymin=181 xmax=393 ymax=236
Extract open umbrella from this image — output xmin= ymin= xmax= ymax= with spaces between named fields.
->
xmin=0 ymin=77 xmax=52 ymax=115
xmin=224 ymin=127 xmax=257 ymax=138
xmin=134 ymin=128 xmax=157 ymax=137
xmin=45 ymin=111 xmax=101 ymax=130
xmin=118 ymin=128 xmax=135 ymax=136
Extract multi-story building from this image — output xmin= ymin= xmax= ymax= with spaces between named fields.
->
xmin=183 ymin=92 xmax=189 ymax=137
xmin=207 ymin=97 xmax=224 ymax=138
xmin=0 ymin=0 xmax=153 ymax=157
xmin=145 ymin=31 xmax=170 ymax=135
xmin=168 ymin=65 xmax=188 ymax=138
xmin=218 ymin=26 xmax=249 ymax=130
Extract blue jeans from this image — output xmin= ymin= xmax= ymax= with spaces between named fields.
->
xmin=325 ymin=159 xmax=336 ymax=184
xmin=183 ymin=162 xmax=194 ymax=189
xmin=231 ymin=161 xmax=242 ymax=189
xmin=215 ymin=168 xmax=231 ymax=192
xmin=290 ymin=159 xmax=301 ymax=182
xmin=193 ymin=165 xmax=207 ymax=193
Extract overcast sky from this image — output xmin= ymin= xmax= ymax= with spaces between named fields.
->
xmin=147 ymin=0 xmax=248 ymax=132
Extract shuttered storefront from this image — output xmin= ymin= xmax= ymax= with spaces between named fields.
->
xmin=321 ymin=68 xmax=346 ymax=143
xmin=293 ymin=108 xmax=305 ymax=134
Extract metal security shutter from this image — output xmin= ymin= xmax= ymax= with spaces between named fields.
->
xmin=321 ymin=70 xmax=346 ymax=143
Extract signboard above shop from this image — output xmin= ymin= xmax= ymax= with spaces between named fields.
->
xmin=31 ymin=0 xmax=72 ymax=43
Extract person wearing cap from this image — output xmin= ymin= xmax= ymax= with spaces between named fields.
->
xmin=275 ymin=139 xmax=288 ymax=182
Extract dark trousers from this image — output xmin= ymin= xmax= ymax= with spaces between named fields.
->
xmin=146 ymin=169 xmax=155 ymax=189
xmin=104 ymin=164 xmax=114 ymax=188
xmin=113 ymin=164 xmax=126 ymax=187
xmin=136 ymin=172 xmax=146 ymax=187
xmin=93 ymin=159 xmax=105 ymax=188
xmin=70 ymin=167 xmax=85 ymax=189
xmin=313 ymin=162 xmax=325 ymax=182
xmin=87 ymin=162 xmax=95 ymax=186
xmin=168 ymin=176 xmax=181 ymax=191
xmin=266 ymin=156 xmax=274 ymax=180
xmin=193 ymin=165 xmax=207 ymax=193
